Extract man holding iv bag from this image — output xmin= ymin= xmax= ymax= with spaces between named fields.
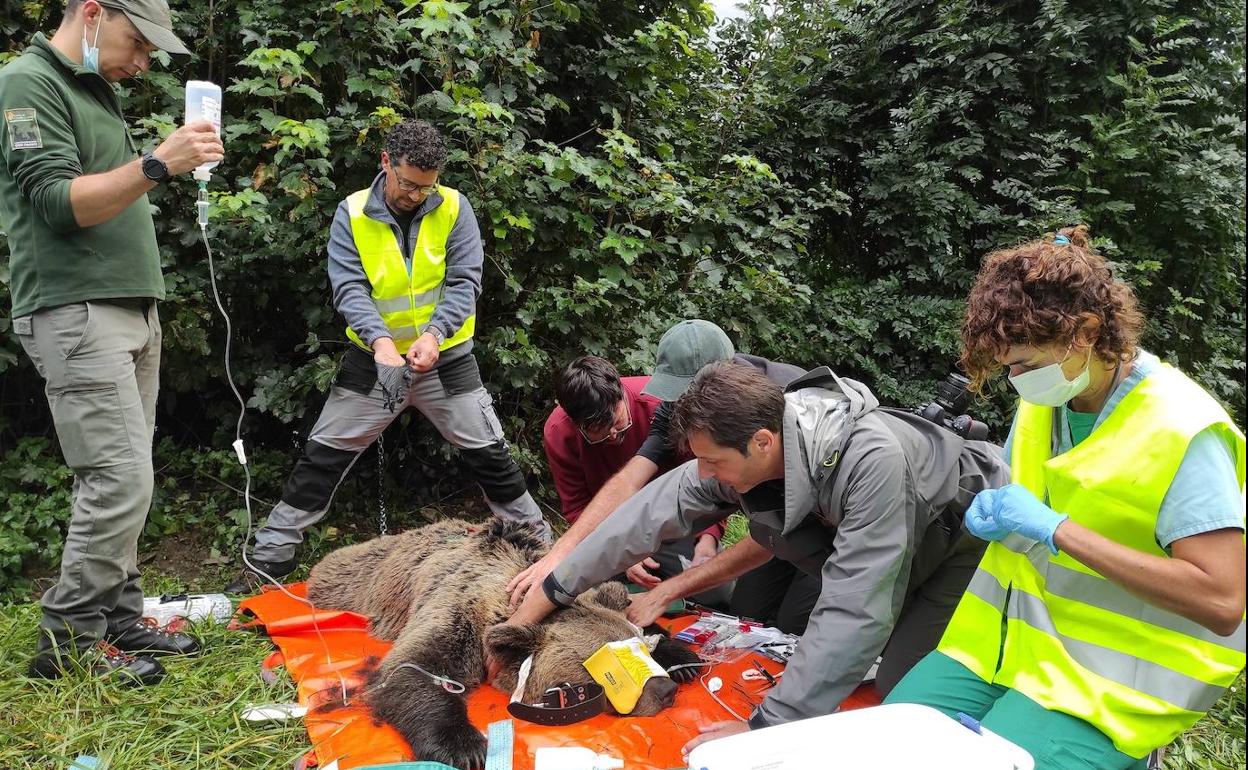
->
xmin=0 ymin=0 xmax=222 ymax=685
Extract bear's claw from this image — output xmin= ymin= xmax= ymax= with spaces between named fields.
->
xmin=418 ymin=725 xmax=488 ymax=770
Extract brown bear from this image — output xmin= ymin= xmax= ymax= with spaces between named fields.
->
xmin=307 ymin=518 xmax=701 ymax=769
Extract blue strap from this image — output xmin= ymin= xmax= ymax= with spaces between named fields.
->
xmin=1053 ymin=234 xmax=1070 ymax=245
xmin=485 ymin=719 xmax=516 ymax=770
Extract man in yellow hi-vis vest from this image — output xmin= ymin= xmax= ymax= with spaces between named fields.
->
xmin=886 ymin=226 xmax=1245 ymax=770
xmin=226 ymin=120 xmax=548 ymax=592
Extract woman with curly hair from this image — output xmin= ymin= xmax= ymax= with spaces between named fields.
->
xmin=885 ymin=225 xmax=1245 ymax=770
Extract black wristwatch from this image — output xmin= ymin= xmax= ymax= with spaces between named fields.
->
xmin=141 ymin=152 xmax=171 ymax=184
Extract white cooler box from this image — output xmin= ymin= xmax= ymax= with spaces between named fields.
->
xmin=686 ymin=703 xmax=1034 ymax=770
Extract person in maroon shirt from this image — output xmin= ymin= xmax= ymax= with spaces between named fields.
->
xmin=543 ymin=356 xmax=726 ymax=598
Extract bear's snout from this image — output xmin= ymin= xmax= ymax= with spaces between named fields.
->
xmin=628 ymin=674 xmax=679 ymax=716
xmin=650 ymin=675 xmax=678 ymax=707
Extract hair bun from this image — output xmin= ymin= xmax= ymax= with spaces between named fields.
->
xmin=1058 ymin=224 xmax=1091 ymax=249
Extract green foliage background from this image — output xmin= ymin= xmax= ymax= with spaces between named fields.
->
xmin=0 ymin=0 xmax=1244 ymax=592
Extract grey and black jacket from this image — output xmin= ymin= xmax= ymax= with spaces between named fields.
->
xmin=327 ymin=170 xmax=484 ymax=369
xmin=543 ymin=366 xmax=1008 ymax=727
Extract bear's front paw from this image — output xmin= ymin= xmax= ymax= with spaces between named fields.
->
xmin=652 ymin=636 xmax=703 ymax=683
xmin=418 ymin=724 xmax=488 ymax=770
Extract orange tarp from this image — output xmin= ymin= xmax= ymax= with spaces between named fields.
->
xmin=238 ymin=583 xmax=881 ymax=770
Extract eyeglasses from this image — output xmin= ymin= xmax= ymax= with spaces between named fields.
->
xmin=394 ymin=177 xmax=439 ymax=195
xmin=388 ymin=166 xmax=439 ymax=195
xmin=578 ymin=415 xmax=634 ymax=445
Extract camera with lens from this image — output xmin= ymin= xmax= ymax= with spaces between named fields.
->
xmin=916 ymin=373 xmax=989 ymax=441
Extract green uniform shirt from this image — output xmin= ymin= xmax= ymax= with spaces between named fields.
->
xmin=0 ymin=33 xmax=163 ymax=318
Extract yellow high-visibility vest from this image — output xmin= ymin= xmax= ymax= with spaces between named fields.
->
xmin=937 ymin=363 xmax=1246 ymax=758
xmin=343 ymin=185 xmax=475 ymax=353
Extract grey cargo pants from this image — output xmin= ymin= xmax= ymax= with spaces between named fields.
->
xmin=14 ymin=300 xmax=160 ymax=653
xmin=250 ymin=346 xmax=547 ymax=563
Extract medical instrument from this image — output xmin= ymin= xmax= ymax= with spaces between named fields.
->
xmin=185 ymin=80 xmax=221 ymax=227
xmin=741 ymin=667 xmax=783 ymax=685
xmin=187 ymin=81 xmax=375 ymax=710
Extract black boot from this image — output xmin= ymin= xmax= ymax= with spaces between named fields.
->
xmin=107 ymin=617 xmax=201 ymax=656
xmin=224 ymin=556 xmax=298 ymax=595
xmin=28 ymin=640 xmax=166 ymax=686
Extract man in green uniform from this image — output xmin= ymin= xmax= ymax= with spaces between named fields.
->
xmin=1 ymin=0 xmax=223 ymax=685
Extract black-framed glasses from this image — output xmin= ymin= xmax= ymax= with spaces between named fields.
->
xmin=394 ymin=177 xmax=439 ymax=195
xmin=578 ymin=416 xmax=634 ymax=445
xmin=388 ymin=166 xmax=439 ymax=195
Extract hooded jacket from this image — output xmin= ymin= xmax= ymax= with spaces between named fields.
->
xmin=545 ymin=367 xmax=1008 ymax=726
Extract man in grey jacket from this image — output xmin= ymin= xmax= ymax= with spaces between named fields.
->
xmin=226 ymin=120 xmax=546 ymax=591
xmin=493 ymin=361 xmax=1007 ymax=750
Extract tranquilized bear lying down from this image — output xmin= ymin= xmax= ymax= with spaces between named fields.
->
xmin=307 ymin=518 xmax=701 ymax=768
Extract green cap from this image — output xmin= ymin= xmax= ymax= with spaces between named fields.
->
xmin=102 ymin=0 xmax=190 ymax=55
xmin=641 ymin=319 xmax=735 ymax=401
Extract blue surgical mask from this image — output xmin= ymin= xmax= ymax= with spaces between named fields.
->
xmin=1008 ymin=346 xmax=1091 ymax=407
xmin=81 ymin=17 xmax=103 ymax=74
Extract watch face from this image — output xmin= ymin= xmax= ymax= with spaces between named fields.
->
xmin=144 ymin=155 xmax=167 ymax=181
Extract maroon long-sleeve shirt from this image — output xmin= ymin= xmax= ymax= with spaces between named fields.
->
xmin=542 ymin=375 xmax=724 ymax=540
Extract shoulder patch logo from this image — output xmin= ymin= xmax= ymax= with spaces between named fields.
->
xmin=5 ymin=108 xmax=43 ymax=150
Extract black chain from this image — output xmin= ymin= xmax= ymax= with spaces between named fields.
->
xmin=377 ymin=432 xmax=388 ymax=536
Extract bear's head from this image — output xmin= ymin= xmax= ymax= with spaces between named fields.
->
xmin=486 ymin=582 xmax=680 ymax=717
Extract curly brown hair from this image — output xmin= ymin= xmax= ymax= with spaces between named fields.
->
xmin=960 ymin=225 xmax=1145 ymax=392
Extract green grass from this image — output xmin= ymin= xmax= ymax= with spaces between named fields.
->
xmin=0 ymin=556 xmax=1242 ymax=770
xmin=722 ymin=512 xmax=749 ymax=547
xmin=0 ymin=572 xmax=306 ymax=770
xmin=1164 ymin=674 xmax=1246 ymax=770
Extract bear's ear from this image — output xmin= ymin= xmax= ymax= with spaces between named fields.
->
xmin=585 ymin=581 xmax=631 ymax=612
xmin=485 ymin=623 xmax=543 ymax=666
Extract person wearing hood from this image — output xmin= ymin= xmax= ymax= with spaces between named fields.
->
xmin=491 ymin=361 xmax=1009 ymax=752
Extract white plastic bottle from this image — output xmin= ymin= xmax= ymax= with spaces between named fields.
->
xmin=534 ymin=747 xmax=624 ymax=770
xmin=184 ymin=80 xmax=222 ymax=181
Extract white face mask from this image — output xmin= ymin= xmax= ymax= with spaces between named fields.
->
xmin=81 ymin=14 xmax=103 ymax=74
xmin=1008 ymin=346 xmax=1091 ymax=407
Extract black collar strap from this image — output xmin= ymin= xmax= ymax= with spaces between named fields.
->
xmin=507 ymin=681 xmax=606 ymax=726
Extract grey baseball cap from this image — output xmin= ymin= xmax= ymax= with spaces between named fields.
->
xmin=641 ymin=319 xmax=735 ymax=402
xmin=102 ymin=0 xmax=190 ymax=55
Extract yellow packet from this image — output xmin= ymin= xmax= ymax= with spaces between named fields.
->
xmin=583 ymin=638 xmax=669 ymax=714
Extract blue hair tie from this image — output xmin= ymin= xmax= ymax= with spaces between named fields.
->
xmin=1053 ymin=234 xmax=1070 ymax=245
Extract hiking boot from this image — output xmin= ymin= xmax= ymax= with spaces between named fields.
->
xmin=224 ymin=556 xmax=298 ymax=595
xmin=107 ymin=617 xmax=201 ymax=656
xmin=28 ymin=640 xmax=166 ymax=686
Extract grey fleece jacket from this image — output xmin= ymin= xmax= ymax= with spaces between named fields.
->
xmin=328 ymin=171 xmax=484 ymax=364
xmin=544 ymin=366 xmax=1008 ymax=727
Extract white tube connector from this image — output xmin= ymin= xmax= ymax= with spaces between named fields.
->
xmin=233 ymin=438 xmax=247 ymax=466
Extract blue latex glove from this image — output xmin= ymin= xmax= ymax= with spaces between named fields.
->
xmin=965 ymin=487 xmax=1012 ymax=543
xmin=967 ymin=484 xmax=1069 ymax=554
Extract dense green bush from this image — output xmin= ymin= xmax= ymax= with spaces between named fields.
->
xmin=713 ymin=0 xmax=1246 ymax=424
xmin=1 ymin=0 xmax=1243 ymax=591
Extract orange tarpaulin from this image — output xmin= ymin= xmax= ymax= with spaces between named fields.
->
xmin=238 ymin=583 xmax=881 ymax=770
